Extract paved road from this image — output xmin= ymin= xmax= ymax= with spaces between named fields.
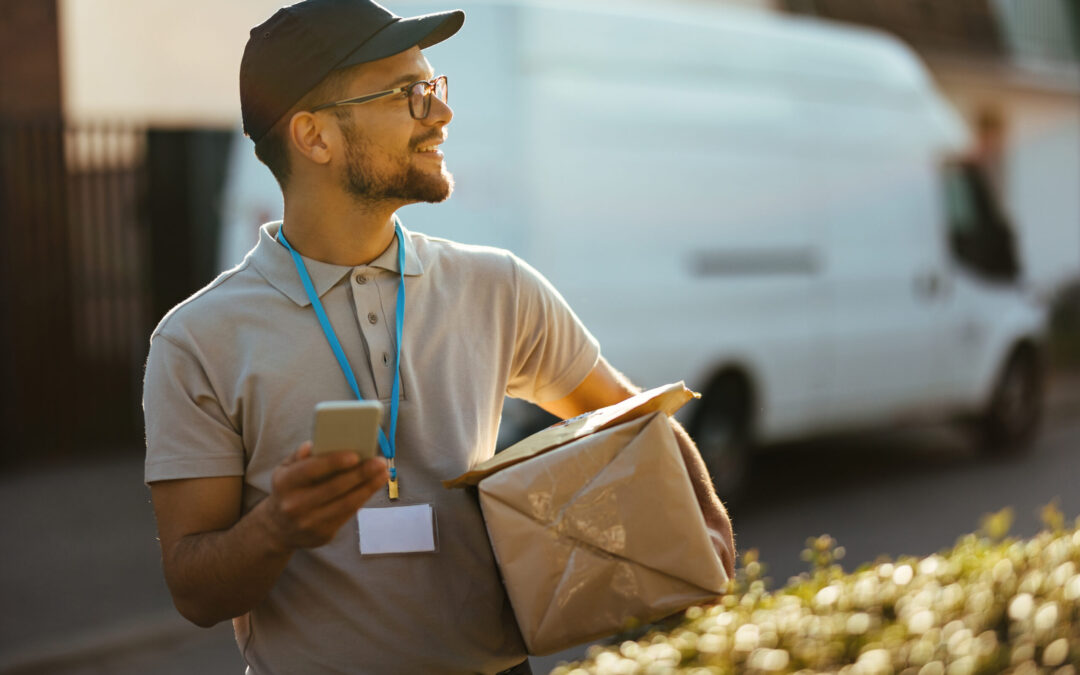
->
xmin=734 ymin=410 xmax=1080 ymax=588
xmin=1 ymin=375 xmax=1076 ymax=674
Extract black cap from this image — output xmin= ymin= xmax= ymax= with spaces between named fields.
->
xmin=240 ymin=0 xmax=464 ymax=143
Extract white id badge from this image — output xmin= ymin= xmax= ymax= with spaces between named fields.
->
xmin=356 ymin=504 xmax=438 ymax=556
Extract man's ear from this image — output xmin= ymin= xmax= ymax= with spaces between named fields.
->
xmin=288 ymin=111 xmax=333 ymax=167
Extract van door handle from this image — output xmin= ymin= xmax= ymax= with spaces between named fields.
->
xmin=914 ymin=271 xmax=944 ymax=299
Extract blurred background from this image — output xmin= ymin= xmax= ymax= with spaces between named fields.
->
xmin=1 ymin=0 xmax=1078 ymax=673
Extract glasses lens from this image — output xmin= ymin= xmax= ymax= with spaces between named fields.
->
xmin=408 ymin=82 xmax=429 ymax=120
xmin=407 ymin=78 xmax=448 ymax=119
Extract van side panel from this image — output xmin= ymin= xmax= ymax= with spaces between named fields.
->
xmin=817 ymin=152 xmax=952 ymax=425
xmin=517 ymin=4 xmax=832 ymax=437
xmin=396 ymin=0 xmax=994 ymax=443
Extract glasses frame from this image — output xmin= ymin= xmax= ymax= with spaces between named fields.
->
xmin=310 ymin=75 xmax=448 ymax=120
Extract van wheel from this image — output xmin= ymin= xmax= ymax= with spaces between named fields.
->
xmin=692 ymin=374 xmax=752 ymax=504
xmin=978 ymin=347 xmax=1043 ymax=455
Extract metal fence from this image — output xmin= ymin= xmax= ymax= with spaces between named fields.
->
xmin=0 ymin=119 xmax=230 ymax=466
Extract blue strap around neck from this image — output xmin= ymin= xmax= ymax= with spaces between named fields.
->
xmin=276 ymin=222 xmax=406 ymax=480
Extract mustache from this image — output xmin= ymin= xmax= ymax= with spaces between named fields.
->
xmin=410 ymin=132 xmax=445 ymax=150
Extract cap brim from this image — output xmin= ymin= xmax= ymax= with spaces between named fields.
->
xmin=337 ymin=9 xmax=465 ymax=71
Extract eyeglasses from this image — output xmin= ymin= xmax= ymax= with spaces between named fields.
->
xmin=310 ymin=75 xmax=449 ymax=120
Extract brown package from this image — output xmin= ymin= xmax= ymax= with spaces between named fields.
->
xmin=446 ymin=383 xmax=729 ymax=655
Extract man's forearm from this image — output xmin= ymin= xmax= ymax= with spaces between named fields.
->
xmin=670 ymin=419 xmax=736 ymax=578
xmin=153 ymin=450 xmax=389 ymax=628
xmin=163 ymin=499 xmax=293 ymax=627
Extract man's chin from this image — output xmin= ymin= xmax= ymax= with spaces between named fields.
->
xmin=412 ymin=169 xmax=454 ymax=204
xmin=344 ymin=165 xmax=454 ymax=204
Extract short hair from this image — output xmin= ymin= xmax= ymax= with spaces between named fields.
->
xmin=253 ymin=67 xmax=355 ymax=190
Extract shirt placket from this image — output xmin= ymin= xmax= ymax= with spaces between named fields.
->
xmin=350 ymin=267 xmax=396 ymax=400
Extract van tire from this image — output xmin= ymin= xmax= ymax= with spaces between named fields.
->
xmin=691 ymin=373 xmax=752 ymax=505
xmin=978 ymin=346 xmax=1043 ymax=456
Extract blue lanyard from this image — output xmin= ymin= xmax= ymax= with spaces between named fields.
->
xmin=277 ymin=223 xmax=405 ymax=484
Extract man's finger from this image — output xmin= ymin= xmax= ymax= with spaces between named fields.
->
xmin=288 ymin=458 xmax=388 ymax=512
xmin=326 ymin=461 xmax=390 ymax=514
xmin=332 ymin=470 xmax=392 ymax=519
xmin=278 ymin=450 xmax=364 ymax=488
xmin=304 ymin=466 xmax=390 ymax=530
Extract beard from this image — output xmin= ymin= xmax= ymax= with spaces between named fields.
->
xmin=338 ymin=115 xmax=454 ymax=204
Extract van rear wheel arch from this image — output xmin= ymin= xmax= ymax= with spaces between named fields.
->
xmin=976 ymin=340 xmax=1044 ymax=456
xmin=690 ymin=368 xmax=756 ymax=503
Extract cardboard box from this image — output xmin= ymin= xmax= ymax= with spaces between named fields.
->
xmin=445 ymin=383 xmax=729 ymax=655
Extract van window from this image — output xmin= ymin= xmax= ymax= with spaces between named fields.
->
xmin=942 ymin=161 xmax=1020 ymax=282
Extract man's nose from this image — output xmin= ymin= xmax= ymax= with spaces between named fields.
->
xmin=423 ymin=95 xmax=452 ymax=126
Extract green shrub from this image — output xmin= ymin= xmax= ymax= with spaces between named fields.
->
xmin=553 ymin=506 xmax=1079 ymax=674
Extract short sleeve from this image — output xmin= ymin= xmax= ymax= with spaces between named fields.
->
xmin=506 ymin=255 xmax=601 ymax=403
xmin=143 ymin=334 xmax=245 ymax=483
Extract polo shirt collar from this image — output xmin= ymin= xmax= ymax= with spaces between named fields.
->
xmin=252 ymin=220 xmax=424 ymax=307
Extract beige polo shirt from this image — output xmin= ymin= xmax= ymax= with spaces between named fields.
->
xmin=143 ymin=221 xmax=600 ymax=675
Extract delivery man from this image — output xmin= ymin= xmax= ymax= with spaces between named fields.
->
xmin=142 ymin=1 xmax=735 ymax=672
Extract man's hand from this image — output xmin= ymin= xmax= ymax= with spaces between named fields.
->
xmin=261 ymin=443 xmax=390 ymax=552
xmin=669 ymin=421 xmax=736 ymax=579
xmin=150 ymin=442 xmax=389 ymax=627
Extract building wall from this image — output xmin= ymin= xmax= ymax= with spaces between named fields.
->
xmin=58 ymin=0 xmax=282 ymax=125
xmin=0 ymin=0 xmax=62 ymax=118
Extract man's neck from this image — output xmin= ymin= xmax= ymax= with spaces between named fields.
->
xmin=281 ymin=190 xmax=401 ymax=267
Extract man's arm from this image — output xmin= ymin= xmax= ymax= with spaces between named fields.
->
xmin=539 ymin=358 xmax=736 ymax=579
xmin=150 ymin=444 xmax=389 ymax=627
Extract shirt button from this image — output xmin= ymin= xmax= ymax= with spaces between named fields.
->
xmin=382 ymin=352 xmax=390 ymax=366
xmin=355 ymin=274 xmax=367 ymax=285
xmin=367 ymin=312 xmax=378 ymax=325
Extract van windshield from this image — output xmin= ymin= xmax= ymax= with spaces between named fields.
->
xmin=943 ymin=161 xmax=1020 ymax=283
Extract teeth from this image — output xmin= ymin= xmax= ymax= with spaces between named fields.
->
xmin=417 ymin=145 xmax=438 ymax=152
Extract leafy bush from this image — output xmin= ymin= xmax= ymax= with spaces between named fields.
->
xmin=553 ymin=506 xmax=1078 ymax=674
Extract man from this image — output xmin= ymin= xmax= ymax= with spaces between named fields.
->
xmin=143 ymin=1 xmax=735 ymax=673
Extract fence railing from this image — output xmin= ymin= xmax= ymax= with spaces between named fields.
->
xmin=0 ymin=119 xmax=231 ymax=465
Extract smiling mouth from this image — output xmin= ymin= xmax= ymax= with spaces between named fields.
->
xmin=415 ymin=145 xmax=441 ymax=153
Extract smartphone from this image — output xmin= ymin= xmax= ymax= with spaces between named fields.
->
xmin=311 ymin=400 xmax=383 ymax=459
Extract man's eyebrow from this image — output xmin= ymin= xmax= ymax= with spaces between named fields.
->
xmin=383 ymin=72 xmax=433 ymax=89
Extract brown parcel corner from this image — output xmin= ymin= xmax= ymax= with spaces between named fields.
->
xmin=445 ymin=383 xmax=730 ymax=656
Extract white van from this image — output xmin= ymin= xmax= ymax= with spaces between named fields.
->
xmin=220 ymin=0 xmax=1048 ymax=498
